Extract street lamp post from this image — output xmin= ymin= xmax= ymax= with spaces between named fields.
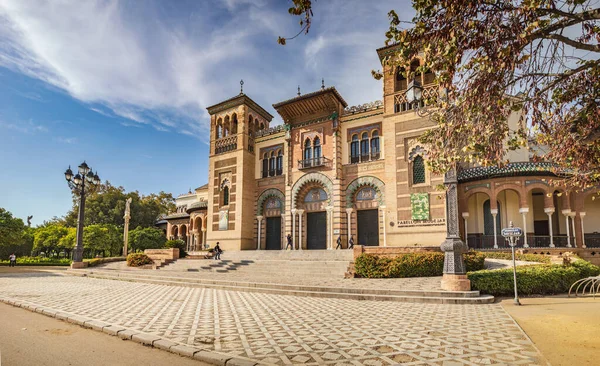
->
xmin=64 ymin=161 xmax=101 ymax=268
xmin=407 ymin=79 xmax=471 ymax=291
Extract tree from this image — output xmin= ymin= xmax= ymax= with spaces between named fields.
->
xmin=0 ymin=208 xmax=27 ymax=258
xmin=83 ymin=224 xmax=122 ymax=257
xmin=33 ymin=224 xmax=69 ymax=256
xmin=281 ymin=1 xmax=600 ymax=188
xmin=64 ymin=182 xmax=175 ymax=228
xmin=129 ymin=226 xmax=166 ymax=253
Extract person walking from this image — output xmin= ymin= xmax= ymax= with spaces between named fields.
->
xmin=286 ymin=234 xmax=293 ymax=250
xmin=214 ymin=242 xmax=222 ymax=260
xmin=9 ymin=253 xmax=16 ymax=267
xmin=336 ymin=235 xmax=342 ymax=249
xmin=348 ymin=235 xmax=355 ymax=249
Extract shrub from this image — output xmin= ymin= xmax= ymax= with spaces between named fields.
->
xmin=126 ymin=253 xmax=154 ymax=267
xmin=478 ymin=251 xmax=551 ymax=264
xmin=354 ymin=251 xmax=486 ymax=278
xmin=468 ymin=260 xmax=600 ymax=296
xmin=0 ymin=256 xmax=71 ymax=266
xmin=86 ymin=257 xmax=126 ymax=267
xmin=164 ymin=239 xmax=187 ymax=258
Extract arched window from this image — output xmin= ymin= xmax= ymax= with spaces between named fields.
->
xmin=360 ymin=132 xmax=369 ymax=162
xmin=371 ymin=130 xmax=380 ymax=160
xmin=412 ymin=155 xmax=425 ymax=184
xmin=350 ymin=134 xmax=359 ymax=164
xmin=313 ymin=137 xmax=321 ymax=165
xmin=303 ymin=138 xmax=312 ymax=167
xmin=216 ymin=119 xmax=222 ymax=139
xmin=223 ymin=116 xmax=230 ymax=137
xmin=259 ymin=122 xmax=265 ymax=130
xmin=248 ymin=120 xmax=254 ymax=137
xmin=269 ymin=152 xmax=275 ymax=176
xmin=395 ymin=67 xmax=407 ymax=91
xmin=222 ymin=186 xmax=229 ymax=206
xmin=276 ymin=150 xmax=283 ymax=175
xmin=231 ymin=114 xmax=238 ymax=134
xmin=262 ymin=153 xmax=268 ymax=178
xmin=255 ymin=118 xmax=260 ymax=133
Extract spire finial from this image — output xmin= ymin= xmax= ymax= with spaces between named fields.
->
xmin=297 ymin=85 xmax=301 ymax=96
xmin=240 ymin=79 xmax=244 ymax=94
xmin=321 ymin=78 xmax=325 ymax=90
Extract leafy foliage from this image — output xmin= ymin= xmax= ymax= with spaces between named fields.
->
xmin=83 ymin=224 xmax=122 ymax=257
xmin=86 ymin=256 xmax=126 ymax=267
xmin=126 ymin=253 xmax=154 ymax=267
xmin=282 ymin=1 xmax=600 ymax=188
xmin=0 ymin=207 xmax=30 ymax=259
xmin=129 ymin=226 xmax=166 ymax=253
xmin=354 ymin=252 xmax=485 ymax=278
xmin=468 ymin=259 xmax=600 ymax=296
xmin=0 ymin=256 xmax=71 ymax=266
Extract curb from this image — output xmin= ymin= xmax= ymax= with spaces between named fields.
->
xmin=0 ymin=296 xmax=260 ymax=366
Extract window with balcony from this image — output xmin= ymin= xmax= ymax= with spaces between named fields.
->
xmin=313 ymin=137 xmax=322 ymax=166
xmin=371 ymin=131 xmax=380 ymax=160
xmin=269 ymin=152 xmax=276 ymax=176
xmin=350 ymin=134 xmax=359 ymax=164
xmin=303 ymin=138 xmax=312 ymax=167
xmin=276 ymin=150 xmax=283 ymax=175
xmin=360 ymin=132 xmax=370 ymax=162
xmin=262 ymin=153 xmax=268 ymax=178
xmin=222 ymin=186 xmax=229 ymax=206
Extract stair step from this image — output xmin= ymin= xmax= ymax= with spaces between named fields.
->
xmin=65 ymin=269 xmax=493 ymax=304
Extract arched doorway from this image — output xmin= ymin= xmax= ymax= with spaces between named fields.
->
xmin=302 ymin=187 xmax=328 ymax=250
xmin=355 ymin=186 xmax=379 ymax=246
xmin=264 ymin=197 xmax=283 ymax=250
xmin=171 ymin=225 xmax=178 ymax=240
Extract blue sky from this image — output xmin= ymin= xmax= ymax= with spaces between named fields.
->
xmin=0 ymin=0 xmax=413 ymax=225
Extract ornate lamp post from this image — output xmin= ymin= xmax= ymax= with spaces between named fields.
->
xmin=407 ymin=80 xmax=471 ymax=291
xmin=64 ymin=161 xmax=101 ymax=268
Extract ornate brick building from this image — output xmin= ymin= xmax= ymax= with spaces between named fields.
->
xmin=164 ymin=44 xmax=600 ymax=252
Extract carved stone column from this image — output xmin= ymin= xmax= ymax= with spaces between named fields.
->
xmin=380 ymin=205 xmax=387 ymax=247
xmin=519 ymin=208 xmax=529 ymax=248
xmin=257 ymin=216 xmax=263 ymax=250
xmin=440 ymin=168 xmax=470 ymax=291
xmin=569 ymin=212 xmax=577 ymax=248
xmin=491 ymin=209 xmax=499 ymax=249
xmin=562 ymin=209 xmax=572 ymax=248
xmin=580 ymin=212 xmax=587 ymax=248
xmin=291 ymin=209 xmax=297 ymax=250
xmin=202 ymin=228 xmax=207 ymax=247
xmin=461 ymin=212 xmax=469 ymax=244
xmin=346 ymin=208 xmax=353 ymax=247
xmin=297 ymin=210 xmax=304 ymax=251
xmin=326 ymin=206 xmax=334 ymax=250
xmin=545 ymin=208 xmax=555 ymax=247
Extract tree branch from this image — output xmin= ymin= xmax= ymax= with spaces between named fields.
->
xmin=539 ymin=33 xmax=600 ymax=52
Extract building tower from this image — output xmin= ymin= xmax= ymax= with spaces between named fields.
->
xmin=206 ymin=89 xmax=273 ymax=250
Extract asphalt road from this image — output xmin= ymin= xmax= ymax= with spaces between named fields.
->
xmin=0 ymin=302 xmax=207 ymax=366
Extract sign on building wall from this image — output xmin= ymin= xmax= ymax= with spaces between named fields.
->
xmin=219 ymin=209 xmax=229 ymax=230
xmin=410 ymin=193 xmax=430 ymax=220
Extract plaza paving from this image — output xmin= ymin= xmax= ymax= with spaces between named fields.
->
xmin=0 ymin=272 xmax=546 ymax=365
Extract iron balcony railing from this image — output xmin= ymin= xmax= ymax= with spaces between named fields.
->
xmin=350 ymin=151 xmax=381 ymax=164
xmin=584 ymin=235 xmax=600 ymax=248
xmin=467 ymin=234 xmax=575 ymax=249
xmin=298 ymin=156 xmax=331 ymax=169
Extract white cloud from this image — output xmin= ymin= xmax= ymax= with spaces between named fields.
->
xmin=54 ymin=136 xmax=77 ymax=144
xmin=0 ymin=118 xmax=47 ymax=133
xmin=0 ymin=0 xmax=411 ymax=140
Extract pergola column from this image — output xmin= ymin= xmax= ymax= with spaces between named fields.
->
xmin=519 ymin=207 xmax=529 ymax=248
xmin=326 ymin=206 xmax=334 ymax=250
xmin=202 ymin=228 xmax=207 ymax=247
xmin=297 ymin=210 xmax=304 ymax=251
xmin=562 ymin=209 xmax=572 ymax=248
xmin=291 ymin=209 xmax=297 ymax=250
xmin=545 ymin=207 xmax=555 ymax=247
xmin=380 ymin=205 xmax=387 ymax=247
xmin=569 ymin=212 xmax=577 ymax=248
xmin=461 ymin=212 xmax=469 ymax=244
xmin=346 ymin=208 xmax=353 ymax=247
xmin=491 ymin=209 xmax=499 ymax=249
xmin=256 ymin=216 xmax=263 ymax=250
xmin=580 ymin=212 xmax=587 ymax=248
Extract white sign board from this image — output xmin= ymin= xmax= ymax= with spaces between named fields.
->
xmin=501 ymin=227 xmax=523 ymax=237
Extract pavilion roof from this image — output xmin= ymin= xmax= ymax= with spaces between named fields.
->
xmin=273 ymin=87 xmax=347 ymax=123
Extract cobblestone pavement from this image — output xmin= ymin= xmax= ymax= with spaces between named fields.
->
xmin=0 ymin=273 xmax=544 ymax=365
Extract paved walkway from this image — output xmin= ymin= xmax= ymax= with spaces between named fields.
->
xmin=0 ymin=272 xmax=545 ymax=365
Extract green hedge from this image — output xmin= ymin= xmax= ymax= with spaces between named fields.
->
xmin=0 ymin=256 xmax=72 ymax=266
xmin=468 ymin=260 xmax=600 ymax=296
xmin=354 ymin=251 xmax=486 ymax=278
xmin=85 ymin=257 xmax=126 ymax=267
xmin=126 ymin=253 xmax=154 ymax=267
xmin=479 ymin=251 xmax=551 ymax=264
